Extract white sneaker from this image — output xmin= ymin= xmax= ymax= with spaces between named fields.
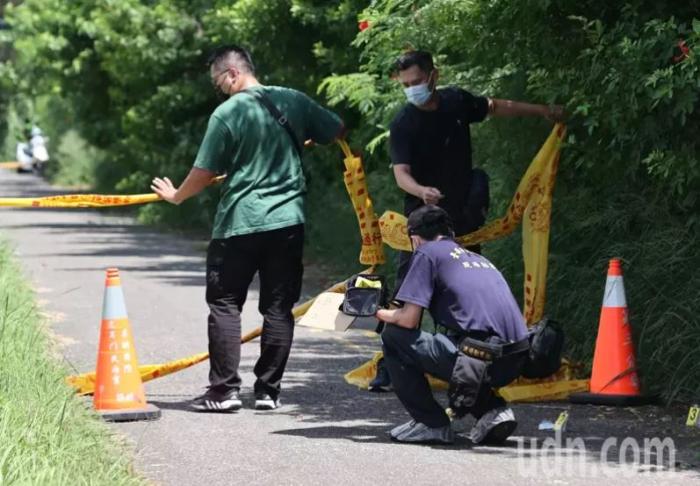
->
xmin=255 ymin=393 xmax=281 ymax=410
xmin=469 ymin=407 xmax=517 ymax=445
xmin=389 ymin=420 xmax=454 ymax=444
xmin=191 ymin=389 xmax=242 ymax=412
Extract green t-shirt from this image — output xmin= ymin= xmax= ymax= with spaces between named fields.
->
xmin=194 ymin=85 xmax=343 ymax=238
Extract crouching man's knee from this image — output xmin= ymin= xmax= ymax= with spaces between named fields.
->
xmin=380 ymin=324 xmax=420 ymax=352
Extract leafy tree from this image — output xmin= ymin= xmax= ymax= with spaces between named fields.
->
xmin=2 ymin=0 xmax=698 ymax=399
xmin=2 ymin=0 xmax=366 ymax=226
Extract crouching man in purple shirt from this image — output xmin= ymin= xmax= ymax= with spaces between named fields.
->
xmin=376 ymin=205 xmax=529 ymax=445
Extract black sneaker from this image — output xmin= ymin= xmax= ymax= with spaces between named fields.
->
xmin=369 ymin=358 xmax=392 ymax=392
xmin=191 ymin=388 xmax=242 ymax=412
xmin=254 ymin=393 xmax=281 ymax=410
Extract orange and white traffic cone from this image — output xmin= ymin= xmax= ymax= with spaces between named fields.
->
xmin=571 ymin=259 xmax=649 ymax=405
xmin=93 ymin=268 xmax=160 ymax=421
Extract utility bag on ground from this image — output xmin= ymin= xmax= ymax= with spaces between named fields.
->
xmin=521 ymin=317 xmax=564 ymax=379
xmin=340 ymin=274 xmax=387 ymax=317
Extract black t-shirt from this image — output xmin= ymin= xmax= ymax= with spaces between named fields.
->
xmin=389 ymin=87 xmax=489 ymax=227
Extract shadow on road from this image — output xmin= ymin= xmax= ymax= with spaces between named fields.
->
xmin=2 ymin=221 xmax=206 ymax=287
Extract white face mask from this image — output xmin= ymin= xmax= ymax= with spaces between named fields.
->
xmin=403 ymin=72 xmax=434 ymax=106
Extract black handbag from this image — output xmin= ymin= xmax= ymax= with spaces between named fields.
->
xmin=521 ymin=317 xmax=564 ymax=378
xmin=340 ymin=274 xmax=387 ymax=317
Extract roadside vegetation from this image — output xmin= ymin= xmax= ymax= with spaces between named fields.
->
xmin=0 ymin=240 xmax=144 ymax=485
xmin=0 ymin=1 xmax=697 ymax=401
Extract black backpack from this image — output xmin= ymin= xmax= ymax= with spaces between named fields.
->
xmin=521 ymin=317 xmax=564 ymax=379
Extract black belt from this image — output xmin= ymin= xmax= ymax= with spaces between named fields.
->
xmin=459 ymin=336 xmax=530 ymax=362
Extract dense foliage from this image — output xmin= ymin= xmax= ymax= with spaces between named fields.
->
xmin=1 ymin=0 xmax=367 ymax=224
xmin=1 ymin=0 xmax=698 ymax=401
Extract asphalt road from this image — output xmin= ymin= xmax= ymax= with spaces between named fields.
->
xmin=1 ymin=168 xmax=698 ymax=485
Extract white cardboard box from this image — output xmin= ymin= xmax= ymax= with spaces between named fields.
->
xmin=297 ymin=292 xmax=355 ymax=331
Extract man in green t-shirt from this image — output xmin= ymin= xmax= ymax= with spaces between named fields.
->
xmin=152 ymin=45 xmax=344 ymax=412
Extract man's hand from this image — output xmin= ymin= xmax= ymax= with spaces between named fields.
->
xmin=544 ymin=105 xmax=566 ymax=122
xmin=393 ymin=165 xmax=444 ymax=204
xmin=151 ymin=177 xmax=180 ymax=205
xmin=376 ymin=308 xmax=393 ymax=324
xmin=151 ymin=167 xmax=216 ymax=206
xmin=419 ymin=186 xmax=444 ymax=205
xmin=376 ymin=302 xmax=422 ymax=329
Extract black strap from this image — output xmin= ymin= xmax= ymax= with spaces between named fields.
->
xmin=245 ymin=89 xmax=303 ymax=158
xmin=502 ymin=337 xmax=531 ymax=356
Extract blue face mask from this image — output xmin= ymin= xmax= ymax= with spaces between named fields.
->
xmin=404 ymin=72 xmax=434 ymax=106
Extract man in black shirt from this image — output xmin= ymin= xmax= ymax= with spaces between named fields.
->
xmin=390 ymin=50 xmax=564 ymax=285
xmin=368 ymin=50 xmax=563 ymax=392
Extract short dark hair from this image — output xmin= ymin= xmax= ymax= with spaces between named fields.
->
xmin=407 ymin=205 xmax=454 ymax=240
xmin=207 ymin=44 xmax=255 ymax=74
xmin=395 ymin=50 xmax=434 ymax=74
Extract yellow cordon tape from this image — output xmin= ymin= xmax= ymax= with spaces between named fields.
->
xmin=337 ymin=140 xmax=385 ymax=265
xmin=0 ymin=175 xmax=227 ymax=208
xmin=0 ymin=192 xmax=161 ymax=208
xmin=345 ymin=355 xmax=588 ymax=402
xmin=66 ymin=352 xmax=210 ymax=397
xmin=0 ymin=161 xmax=20 ymax=170
xmin=66 ymin=267 xmax=373 ymax=395
xmin=349 ymin=124 xmax=590 ymax=401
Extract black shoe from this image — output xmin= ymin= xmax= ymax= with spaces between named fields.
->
xmin=191 ymin=388 xmax=242 ymax=412
xmin=254 ymin=393 xmax=281 ymax=410
xmin=369 ymin=358 xmax=392 ymax=392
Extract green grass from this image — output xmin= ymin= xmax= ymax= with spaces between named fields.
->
xmin=0 ymin=240 xmax=145 ymax=485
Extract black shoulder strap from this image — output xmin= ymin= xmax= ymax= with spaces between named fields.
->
xmin=245 ymin=89 xmax=303 ymax=158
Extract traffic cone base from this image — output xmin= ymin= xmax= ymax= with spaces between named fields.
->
xmin=570 ymin=392 xmax=651 ymax=406
xmin=93 ymin=268 xmax=160 ymax=421
xmin=99 ymin=403 xmax=161 ymax=422
xmin=570 ymin=259 xmax=649 ymax=406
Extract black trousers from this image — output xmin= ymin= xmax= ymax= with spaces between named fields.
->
xmin=205 ymin=224 xmax=304 ymax=399
xmin=381 ymin=325 xmax=513 ymax=428
xmin=394 ymin=168 xmax=489 ymax=294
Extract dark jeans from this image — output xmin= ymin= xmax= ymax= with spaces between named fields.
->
xmin=205 ymin=224 xmax=304 ymax=399
xmin=394 ymin=168 xmax=489 ymax=295
xmin=381 ymin=325 xmax=510 ymax=428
